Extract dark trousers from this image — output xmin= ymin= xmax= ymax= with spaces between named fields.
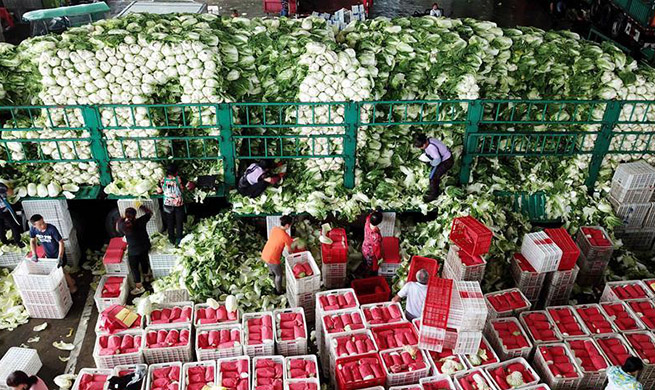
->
xmin=429 ymin=158 xmax=454 ymax=197
xmin=164 ymin=206 xmax=184 ymax=245
xmin=0 ymin=211 xmax=22 ymax=245
xmin=238 ymin=181 xmax=269 ymax=198
xmin=128 ymin=252 xmax=150 ymax=283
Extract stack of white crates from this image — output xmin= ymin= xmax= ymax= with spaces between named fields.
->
xmin=609 ymin=161 xmax=655 ymax=250
xmin=442 ymin=245 xmax=487 ymax=282
xmin=285 ymin=251 xmax=321 ymax=323
xmin=22 ymin=200 xmax=81 ymax=266
xmin=149 ymin=245 xmax=179 ymax=278
xmin=0 ymin=348 xmax=42 ymax=390
xmin=117 ymin=199 xmax=163 ymax=236
xmin=12 ymin=259 xmax=72 ymax=319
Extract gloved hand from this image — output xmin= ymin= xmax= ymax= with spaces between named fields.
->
xmin=57 ymin=256 xmax=65 ymax=268
xmin=31 ymin=254 xmax=38 ymax=263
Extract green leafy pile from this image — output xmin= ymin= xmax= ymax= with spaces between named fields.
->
xmin=0 ymin=268 xmax=29 ymax=331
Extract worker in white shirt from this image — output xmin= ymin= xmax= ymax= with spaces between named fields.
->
xmin=392 ymin=269 xmax=429 ymax=321
xmin=414 ymin=133 xmax=453 ymax=202
xmin=429 ymin=3 xmax=443 ymax=17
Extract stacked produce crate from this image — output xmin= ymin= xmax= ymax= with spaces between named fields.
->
xmin=22 ymin=199 xmax=81 ymax=266
xmin=575 ymin=226 xmax=614 ymax=286
xmin=149 ymin=243 xmax=179 ymax=278
xmin=273 ymin=307 xmax=308 ymax=356
xmin=117 ymin=199 xmax=163 ymax=236
xmin=609 ymin=161 xmax=655 ymax=250
xmin=103 ymin=237 xmax=129 ymax=275
xmin=194 ymin=300 xmax=241 ymax=361
xmin=142 ymin=301 xmax=195 ymax=364
xmin=442 ymin=217 xmax=492 ymax=282
xmin=378 ymin=212 xmax=401 ymax=281
xmin=12 ymin=259 xmax=72 ymax=319
xmin=510 ymin=253 xmax=546 ymax=304
xmin=321 ymin=227 xmax=348 ymax=289
xmin=0 ymin=348 xmax=41 ymax=390
xmin=286 ymin=251 xmax=321 ymax=323
xmin=541 ymin=228 xmax=580 ymax=306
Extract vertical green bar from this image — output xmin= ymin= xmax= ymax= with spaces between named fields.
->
xmin=343 ymin=102 xmax=359 ymax=189
xmin=81 ymin=106 xmax=112 ymax=186
xmin=585 ymin=101 xmax=621 ymax=193
xmin=218 ymin=103 xmax=236 ymax=187
xmin=459 ymin=100 xmax=483 ymax=184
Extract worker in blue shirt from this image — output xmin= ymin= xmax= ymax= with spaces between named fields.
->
xmin=414 ymin=133 xmax=454 ymax=202
xmin=29 ymin=214 xmax=77 ymax=293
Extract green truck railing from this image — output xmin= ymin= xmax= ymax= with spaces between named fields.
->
xmin=2 ymin=98 xmax=655 ymax=220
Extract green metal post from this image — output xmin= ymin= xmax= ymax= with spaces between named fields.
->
xmin=459 ymin=100 xmax=483 ymax=184
xmin=343 ymin=102 xmax=359 ymax=189
xmin=81 ymin=106 xmax=112 ymax=186
xmin=218 ymin=103 xmax=236 ymax=187
xmin=585 ymin=101 xmax=621 ymax=193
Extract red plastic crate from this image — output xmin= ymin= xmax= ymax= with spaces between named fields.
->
xmin=408 ymin=256 xmax=439 ymax=282
xmin=263 ymin=0 xmax=297 ymax=13
xmin=351 ymin=276 xmax=391 ymax=305
xmin=381 ymin=237 xmax=400 ymax=264
xmin=322 ymin=228 xmax=348 ymax=264
xmin=371 ymin=322 xmax=419 ymax=350
xmin=335 ymin=353 xmax=385 ymax=390
xmin=545 ymin=228 xmax=580 ymax=271
xmin=422 ymin=277 xmax=453 ymax=328
xmin=449 ymin=216 xmax=492 ymax=256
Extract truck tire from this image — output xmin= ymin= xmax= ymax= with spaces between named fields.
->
xmin=105 ymin=208 xmax=121 ymax=237
xmin=611 ymin=13 xmax=626 ymax=38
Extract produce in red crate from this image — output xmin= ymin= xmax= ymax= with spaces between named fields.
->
xmin=318 ymin=291 xmax=357 ymax=312
xmin=489 ymin=361 xmax=535 ymax=389
xmin=78 ymin=374 xmax=109 ymax=390
xmin=428 ymin=350 xmax=465 ymax=375
xmin=381 ymin=346 xmax=428 ymax=374
xmin=627 ymin=300 xmax=655 ymax=330
xmin=458 ymin=370 xmax=494 ymax=390
xmin=522 ymin=312 xmax=559 ymax=342
xmin=254 ymin=358 xmax=283 ymax=390
xmin=246 ymin=315 xmax=274 ymax=345
xmin=287 ymin=381 xmax=318 ymax=390
xmin=145 ymin=328 xmax=190 ymax=348
xmin=581 ymin=227 xmax=611 ymax=247
xmin=185 ymin=364 xmax=215 ymax=390
xmin=150 ymin=304 xmax=193 ymax=325
xmin=292 ymin=262 xmax=314 ymax=279
xmin=331 ymin=333 xmax=377 ymax=357
xmin=492 ymin=320 xmax=530 ymax=352
xmin=197 ymin=327 xmax=241 ymax=350
xmin=487 ymin=290 xmax=529 ymax=314
xmin=151 ymin=365 xmax=181 ymax=390
xmin=538 ymin=345 xmax=581 ymax=379
xmin=97 ymin=333 xmax=142 ymax=355
xmin=337 ymin=356 xmax=384 ymax=384
xmin=101 ymin=277 xmax=125 ymax=298
xmin=219 ymin=358 xmax=249 ymax=390
xmin=547 ymin=307 xmax=586 ymax=337
xmin=601 ymin=302 xmax=642 ymax=331
xmin=574 ymin=305 xmax=614 ymax=334
xmin=195 ymin=303 xmax=238 ymax=325
xmin=466 ymin=338 xmax=498 ymax=367
xmin=610 ymin=283 xmax=649 ymax=300
xmin=276 ymin=311 xmax=305 ymax=341
xmin=624 ymin=332 xmax=655 ymax=364
xmin=422 ymin=378 xmax=453 ymax=390
xmin=287 ymin=357 xmax=317 ymax=379
xmin=372 ymin=324 xmax=418 ymax=349
xmin=566 ymin=339 xmax=608 ymax=372
xmin=362 ymin=303 xmax=404 ymax=325
xmin=595 ymin=337 xmax=631 ymax=366
xmin=323 ymin=311 xmax=365 ymax=333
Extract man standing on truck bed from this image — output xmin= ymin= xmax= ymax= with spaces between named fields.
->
xmin=414 ymin=132 xmax=454 ymax=202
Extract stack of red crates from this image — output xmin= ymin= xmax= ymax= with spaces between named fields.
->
xmin=418 ymin=277 xmax=454 ymax=352
xmin=104 ymin=237 xmax=127 ymax=264
xmin=542 ymin=228 xmax=581 ymax=306
xmin=321 ymin=228 xmax=348 ymax=289
xmin=446 ymin=216 xmax=492 ymax=281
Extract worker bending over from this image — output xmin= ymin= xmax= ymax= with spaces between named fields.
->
xmin=414 ymin=133 xmax=453 ymax=202
xmin=392 ymin=268 xmax=429 ymax=321
xmin=261 ymin=215 xmax=294 ymax=294
xmin=237 ymin=160 xmax=284 ymax=198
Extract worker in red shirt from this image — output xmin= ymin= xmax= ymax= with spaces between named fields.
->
xmin=361 ymin=209 xmax=383 ymax=276
xmin=261 ymin=215 xmax=294 ymax=294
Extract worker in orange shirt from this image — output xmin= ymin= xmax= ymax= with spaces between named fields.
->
xmin=261 ymin=215 xmax=294 ymax=294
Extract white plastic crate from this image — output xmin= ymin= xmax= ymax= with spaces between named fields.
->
xmin=93 ymin=329 xmax=145 ymax=369
xmin=601 ymin=280 xmax=654 ymax=302
xmin=285 ymin=251 xmax=321 ymax=295
xmin=288 ymin=291 xmax=316 ymax=311
xmin=315 ymin=288 xmax=360 ymax=336
xmin=22 ymin=199 xmax=73 ymax=237
xmin=380 ymin=347 xmax=430 ymax=386
xmin=623 ymin=331 xmax=655 ymax=388
xmin=575 ymin=226 xmax=614 ymax=263
xmin=117 ymin=199 xmax=163 ymax=236
xmin=194 ymin=302 xmax=241 ymax=329
xmin=563 ymin=338 xmax=610 ymax=390
xmin=643 ymin=205 xmax=655 ymax=228
xmin=420 ymin=376 xmax=457 ymax=390
xmin=0 ymin=251 xmax=25 ymax=269
xmin=510 ymin=253 xmax=546 ymax=303
xmin=182 ymin=361 xmax=217 ymax=390
xmin=573 ymin=304 xmax=617 ymax=335
xmin=594 ymin=334 xmax=637 ymax=367
xmin=485 ymin=317 xmax=533 ymax=361
xmin=521 ymin=231 xmax=563 ymax=273
xmin=149 ymin=251 xmax=179 ymax=278
xmin=450 ymin=330 xmax=483 ymax=355
xmin=146 ymin=301 xmax=194 ymax=329
xmin=389 ymin=386 xmax=421 ymax=390
xmin=453 ymin=368 xmax=499 ymax=390
xmin=217 ymin=355 xmax=250 ymax=389
xmin=322 ymin=262 xmax=347 ymax=289
xmin=460 ymin=334 xmax=496 ymax=366
xmin=446 ymin=281 xmax=487 ymax=331
xmin=143 ymin=324 xmax=193 ymax=364
xmin=610 ymin=181 xmax=654 ymax=204
xmin=63 ymin=227 xmax=81 ymax=267
xmin=600 ymin=301 xmax=646 ymax=332
xmin=317 ymin=308 xmax=365 ymax=368
xmin=378 ymin=212 xmax=396 ymax=237
xmin=611 ymin=160 xmax=655 ymax=190
xmin=24 ymin=293 xmax=72 ymax=319
xmin=483 ymin=358 xmax=540 ymax=389
xmin=104 ymin=252 xmax=130 ymax=275
xmin=283 ymin=379 xmax=319 ymax=390
xmin=361 ymin=302 xmax=406 ymax=328
xmin=283 ymin=355 xmax=318 ymax=382
xmin=545 ymin=306 xmax=590 ymax=338
xmin=18 ymin=277 xmax=70 ymax=306
xmin=95 ymin=275 xmax=129 ymax=312
xmin=542 ymin=267 xmax=579 ymax=307
xmin=146 ymin=362 xmax=182 ymax=390
xmin=484 ymin=288 xmax=531 ymax=319
xmin=327 ymin=328 xmax=378 ymax=378
xmin=0 ymin=348 xmax=42 ymax=390
xmin=274 ymin=307 xmax=308 ymax=356
xmin=194 ymin=323 xmax=243 ymax=361
xmin=614 ymin=227 xmax=655 ymax=251
xmin=157 ymin=288 xmax=190 ymax=303
xmin=242 ymin=312 xmax=276 ymax=357
xmin=444 ymin=245 xmax=487 ymax=282
xmin=113 ymin=364 xmax=148 ymax=390
xmin=252 ymin=356 xmax=285 ymax=390
xmin=608 ymin=194 xmax=650 ymax=228
xmin=519 ymin=311 xmax=562 ymax=345
xmin=71 ymin=368 xmax=113 ymax=390
xmin=533 ymin=344 xmax=583 ymax=390
xmin=12 ymin=259 xmax=63 ymax=291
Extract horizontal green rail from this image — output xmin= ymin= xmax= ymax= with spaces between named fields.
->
xmin=469 ymin=131 xmax=597 ymax=156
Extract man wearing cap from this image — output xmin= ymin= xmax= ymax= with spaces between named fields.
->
xmin=392 ymin=269 xmax=429 ymax=321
